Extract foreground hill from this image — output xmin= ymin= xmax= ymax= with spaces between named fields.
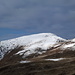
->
xmin=0 ymin=33 xmax=75 ymax=75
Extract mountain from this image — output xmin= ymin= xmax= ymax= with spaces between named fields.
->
xmin=0 ymin=33 xmax=65 ymax=60
xmin=0 ymin=33 xmax=75 ymax=75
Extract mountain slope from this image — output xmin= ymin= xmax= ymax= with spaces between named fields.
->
xmin=1 ymin=33 xmax=75 ymax=75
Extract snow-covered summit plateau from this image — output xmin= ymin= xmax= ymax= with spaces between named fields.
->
xmin=0 ymin=33 xmax=65 ymax=60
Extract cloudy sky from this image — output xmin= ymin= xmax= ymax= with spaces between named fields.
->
xmin=0 ymin=0 xmax=75 ymax=41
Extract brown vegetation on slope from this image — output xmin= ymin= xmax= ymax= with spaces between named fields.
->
xmin=0 ymin=41 xmax=75 ymax=75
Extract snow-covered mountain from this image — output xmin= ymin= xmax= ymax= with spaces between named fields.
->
xmin=0 ymin=33 xmax=65 ymax=60
xmin=1 ymin=33 xmax=75 ymax=75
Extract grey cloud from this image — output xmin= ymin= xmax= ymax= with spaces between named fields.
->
xmin=51 ymin=24 xmax=64 ymax=30
xmin=0 ymin=0 xmax=75 ymax=40
xmin=68 ymin=11 xmax=75 ymax=22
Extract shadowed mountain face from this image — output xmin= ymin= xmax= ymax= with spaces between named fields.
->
xmin=0 ymin=33 xmax=75 ymax=75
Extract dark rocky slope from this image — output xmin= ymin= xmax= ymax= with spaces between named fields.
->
xmin=0 ymin=46 xmax=75 ymax=75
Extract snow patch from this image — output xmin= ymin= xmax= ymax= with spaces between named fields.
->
xmin=20 ymin=61 xmax=31 ymax=63
xmin=63 ymin=43 xmax=75 ymax=48
xmin=71 ymin=38 xmax=75 ymax=42
xmin=61 ymin=43 xmax=75 ymax=50
xmin=45 ymin=58 xmax=65 ymax=61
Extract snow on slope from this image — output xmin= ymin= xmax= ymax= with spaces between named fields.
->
xmin=20 ymin=61 xmax=31 ymax=63
xmin=61 ymin=43 xmax=75 ymax=50
xmin=60 ymin=38 xmax=75 ymax=50
xmin=63 ymin=43 xmax=75 ymax=48
xmin=45 ymin=58 xmax=65 ymax=61
xmin=0 ymin=33 xmax=65 ymax=60
xmin=71 ymin=38 xmax=75 ymax=42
